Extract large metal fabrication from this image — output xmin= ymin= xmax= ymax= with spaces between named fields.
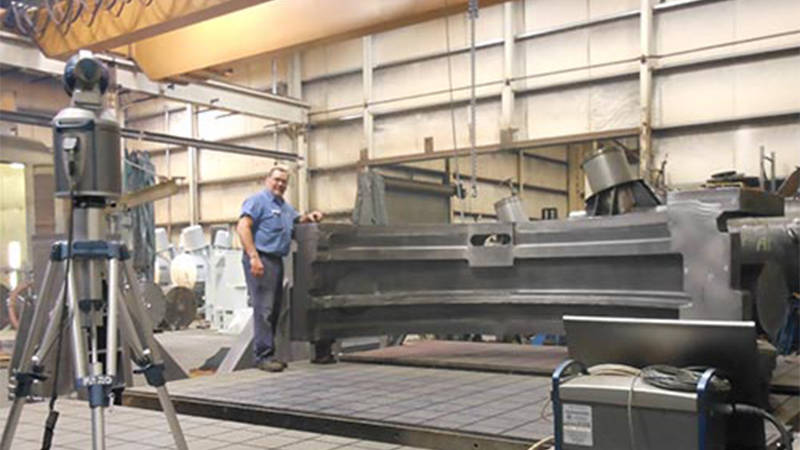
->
xmin=291 ymin=150 xmax=799 ymax=351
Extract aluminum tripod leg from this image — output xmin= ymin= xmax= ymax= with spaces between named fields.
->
xmin=0 ymin=260 xmax=65 ymax=450
xmin=84 ymin=258 xmax=121 ymax=450
xmin=120 ymin=260 xmax=188 ymax=450
xmin=66 ymin=263 xmax=103 ymax=450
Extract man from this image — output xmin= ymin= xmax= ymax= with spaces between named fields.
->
xmin=237 ymin=166 xmax=323 ymax=372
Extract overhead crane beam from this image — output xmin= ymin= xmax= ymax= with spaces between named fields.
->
xmin=16 ymin=0 xmax=264 ymax=60
xmin=0 ymin=34 xmax=308 ymax=124
xmin=123 ymin=0 xmax=506 ymax=80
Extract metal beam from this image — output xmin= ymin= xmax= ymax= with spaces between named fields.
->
xmin=0 ymin=109 xmax=302 ymax=161
xmin=124 ymin=0 xmax=506 ymax=81
xmin=310 ymin=128 xmax=639 ymax=173
xmin=362 ymin=36 xmax=375 ymax=159
xmin=19 ymin=0 xmax=263 ymax=59
xmin=639 ymin=0 xmax=655 ymax=182
xmin=188 ymin=104 xmax=199 ymax=225
xmin=289 ymin=52 xmax=311 ymax=214
xmin=0 ymin=35 xmax=309 ymax=124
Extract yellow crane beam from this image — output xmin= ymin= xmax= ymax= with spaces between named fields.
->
xmin=23 ymin=0 xmax=264 ymax=59
xmin=125 ymin=0 xmax=505 ymax=80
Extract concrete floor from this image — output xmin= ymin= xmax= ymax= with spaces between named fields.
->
xmin=0 ymin=399 xmax=427 ymax=450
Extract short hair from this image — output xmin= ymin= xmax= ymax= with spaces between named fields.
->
xmin=267 ymin=165 xmax=289 ymax=179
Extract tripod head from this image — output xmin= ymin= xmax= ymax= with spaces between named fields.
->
xmin=53 ymin=50 xmax=121 ymax=204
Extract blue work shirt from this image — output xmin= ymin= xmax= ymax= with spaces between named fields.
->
xmin=240 ymin=190 xmax=300 ymax=257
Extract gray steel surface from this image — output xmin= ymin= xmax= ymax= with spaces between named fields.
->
xmin=292 ymin=197 xmax=769 ymax=343
xmin=668 ymin=187 xmax=784 ymax=217
xmin=125 ymin=363 xmax=554 ymax=446
xmin=494 ymin=196 xmax=529 ymax=223
xmin=582 ymin=147 xmax=637 ymax=194
xmin=728 ymin=216 xmax=800 ymax=340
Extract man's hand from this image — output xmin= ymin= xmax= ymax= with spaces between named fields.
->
xmin=249 ymin=254 xmax=264 ymax=277
xmin=305 ymin=211 xmax=324 ymax=223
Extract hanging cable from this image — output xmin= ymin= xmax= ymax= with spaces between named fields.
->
xmin=83 ymin=0 xmax=105 ymax=27
xmin=442 ymin=0 xmax=464 ymax=221
xmin=467 ymin=0 xmax=479 ymax=199
xmin=45 ymin=0 xmax=70 ymax=26
xmin=41 ymin=188 xmax=76 ymax=450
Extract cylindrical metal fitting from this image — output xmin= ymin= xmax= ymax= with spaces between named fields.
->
xmin=494 ymin=195 xmax=529 ymax=222
xmin=582 ymin=147 xmax=637 ymax=194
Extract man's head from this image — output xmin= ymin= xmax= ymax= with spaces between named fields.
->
xmin=265 ymin=165 xmax=290 ymax=198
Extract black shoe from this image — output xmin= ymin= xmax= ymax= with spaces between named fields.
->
xmin=257 ymin=360 xmax=285 ymax=372
xmin=311 ymin=354 xmax=337 ymax=365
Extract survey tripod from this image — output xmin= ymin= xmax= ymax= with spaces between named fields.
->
xmin=0 ymin=50 xmax=188 ymax=450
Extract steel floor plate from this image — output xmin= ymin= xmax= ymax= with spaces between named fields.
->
xmin=123 ymin=362 xmax=554 ymax=449
xmin=339 ymin=340 xmax=567 ymax=375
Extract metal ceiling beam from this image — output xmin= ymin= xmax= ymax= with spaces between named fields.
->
xmin=311 ymin=128 xmax=639 ymax=174
xmin=124 ymin=0 xmax=506 ymax=80
xmin=0 ymin=34 xmax=308 ymax=123
xmin=0 ymin=109 xmax=302 ymax=161
xmin=21 ymin=0 xmax=263 ymax=60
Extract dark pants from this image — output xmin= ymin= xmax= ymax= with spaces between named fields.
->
xmin=242 ymin=253 xmax=284 ymax=363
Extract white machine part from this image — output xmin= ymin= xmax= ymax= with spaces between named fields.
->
xmin=206 ymin=229 xmax=250 ymax=334
xmin=154 ymin=254 xmax=172 ymax=286
xmin=180 ymin=225 xmax=207 ymax=252
xmin=154 ymin=227 xmax=174 ymax=286
xmin=155 ymin=228 xmax=171 ymax=253
xmin=213 ymin=229 xmax=233 ymax=248
xmin=170 ymin=252 xmax=208 ymax=290
xmin=167 ymin=226 xmax=250 ymax=333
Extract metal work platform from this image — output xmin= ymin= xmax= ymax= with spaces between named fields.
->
xmin=124 ymin=362 xmax=553 ymax=450
xmin=123 ymin=342 xmax=800 ymax=450
xmin=339 ymin=340 xmax=567 ymax=375
xmin=0 ymin=398 xmax=427 ymax=450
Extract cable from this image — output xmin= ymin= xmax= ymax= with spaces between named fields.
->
xmin=527 ymin=435 xmax=553 ymax=450
xmin=587 ymin=364 xmax=643 ymax=450
xmin=719 ymin=404 xmax=794 ymax=450
xmin=467 ymin=0 xmax=479 ymax=199
xmin=587 ymin=363 xmax=640 ymax=377
xmin=641 ymin=365 xmax=731 ymax=393
xmin=40 ymin=187 xmax=75 ymax=450
xmin=45 ymin=0 xmax=70 ymax=26
xmin=84 ymin=0 xmax=104 ymax=27
xmin=442 ymin=0 xmax=464 ymax=221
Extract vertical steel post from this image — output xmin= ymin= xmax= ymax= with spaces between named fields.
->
xmin=362 ymin=35 xmax=375 ymax=161
xmin=187 ymin=104 xmax=199 ymax=225
xmin=639 ymin=0 xmax=655 ymax=183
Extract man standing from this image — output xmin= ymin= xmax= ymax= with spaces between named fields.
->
xmin=237 ymin=166 xmax=323 ymax=372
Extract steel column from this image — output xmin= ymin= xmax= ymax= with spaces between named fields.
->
xmin=290 ymin=52 xmax=310 ymax=214
xmin=500 ymin=1 xmax=515 ymax=143
xmin=188 ymin=105 xmax=199 ymax=225
xmin=362 ymin=36 xmax=375 ymax=160
xmin=639 ymin=0 xmax=655 ymax=183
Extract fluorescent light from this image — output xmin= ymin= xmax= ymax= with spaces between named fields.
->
xmin=9 ymin=163 xmax=25 ymax=170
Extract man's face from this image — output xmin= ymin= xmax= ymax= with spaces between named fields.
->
xmin=266 ymin=170 xmax=289 ymax=198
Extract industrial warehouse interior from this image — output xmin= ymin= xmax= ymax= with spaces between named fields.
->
xmin=0 ymin=0 xmax=799 ymax=449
